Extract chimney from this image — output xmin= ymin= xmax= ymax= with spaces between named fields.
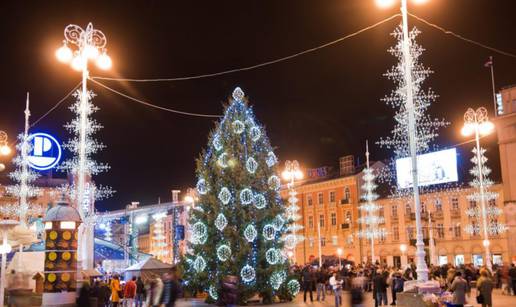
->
xmin=339 ymin=155 xmax=355 ymax=176
xmin=172 ymin=190 xmax=181 ymax=203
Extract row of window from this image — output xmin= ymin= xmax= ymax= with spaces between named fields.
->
xmin=307 ymin=234 xmax=354 ymax=247
xmin=307 ymin=211 xmax=353 ymax=229
xmin=306 ymin=187 xmax=351 ymax=206
xmin=390 ymin=197 xmax=498 ymax=218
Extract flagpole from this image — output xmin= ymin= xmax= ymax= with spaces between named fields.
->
xmin=488 ymin=56 xmax=497 ymax=116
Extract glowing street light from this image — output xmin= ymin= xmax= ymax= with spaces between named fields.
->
xmin=282 ymin=160 xmax=304 ymax=264
xmin=462 ymin=107 xmax=495 ymax=271
xmin=337 ymin=248 xmax=343 ymax=269
xmin=376 ymin=0 xmax=432 ymax=281
xmin=0 ymin=131 xmax=11 ymax=156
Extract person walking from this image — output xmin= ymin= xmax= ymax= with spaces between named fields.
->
xmin=509 ymin=263 xmax=516 ymax=296
xmin=303 ymin=267 xmax=314 ymax=302
xmin=135 ymin=276 xmax=145 ymax=307
xmin=316 ymin=268 xmax=327 ymax=301
xmin=124 ymin=276 xmax=137 ymax=307
xmin=77 ymin=280 xmax=91 ymax=307
xmin=162 ymin=268 xmax=181 ymax=307
xmin=373 ymin=270 xmax=387 ymax=307
xmin=329 ymin=271 xmax=343 ymax=307
xmin=477 ymin=269 xmax=494 ymax=307
xmin=450 ymin=271 xmax=467 ymax=307
xmin=221 ymin=275 xmax=239 ymax=307
xmin=110 ymin=275 xmax=122 ymax=307
xmin=390 ymin=271 xmax=404 ymax=305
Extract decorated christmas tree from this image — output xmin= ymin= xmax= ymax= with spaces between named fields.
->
xmin=185 ymin=87 xmax=299 ymax=303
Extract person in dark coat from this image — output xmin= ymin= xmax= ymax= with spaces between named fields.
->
xmin=77 ymin=281 xmax=91 ymax=307
xmin=390 ymin=271 xmax=404 ymax=305
xmin=303 ymin=267 xmax=315 ymax=302
xmin=162 ymin=268 xmax=181 ymax=307
xmin=135 ymin=276 xmax=145 ymax=307
xmin=477 ymin=269 xmax=494 ymax=307
xmin=221 ymin=275 xmax=239 ymax=307
xmin=373 ymin=270 xmax=387 ymax=307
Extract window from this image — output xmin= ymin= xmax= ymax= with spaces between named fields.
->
xmin=490 ymin=219 xmax=501 ymax=235
xmin=379 ymin=207 xmax=385 ymax=218
xmin=453 ymin=225 xmax=461 ymax=238
xmin=488 ymin=199 xmax=496 ymax=207
xmin=379 ymin=232 xmax=386 ymax=243
xmin=391 ymin=205 xmax=398 ymax=218
xmin=439 ymin=255 xmax=448 ymax=265
xmin=493 ymin=254 xmax=503 ymax=265
xmin=318 ymin=193 xmax=323 ymax=206
xmin=435 ymin=199 xmax=442 ymax=212
xmin=473 ymin=254 xmax=483 ymax=267
xmin=437 ymin=224 xmax=445 ymax=239
xmin=469 ymin=200 xmax=477 ymax=209
xmin=451 ymin=197 xmax=459 ymax=211
xmin=392 ymin=226 xmax=399 ymax=241
xmin=405 ymin=203 xmax=411 ymax=215
xmin=319 ymin=214 xmax=325 ymax=228
xmin=346 ymin=235 xmax=353 ymax=245
xmin=332 ymin=235 xmax=338 ymax=246
xmin=345 ymin=211 xmax=352 ymax=223
xmin=344 ymin=187 xmax=350 ymax=200
xmin=455 ymin=254 xmax=465 ymax=266
xmin=407 ymin=226 xmax=414 ymax=240
xmin=330 ymin=191 xmax=336 ymax=203
xmin=307 ymin=195 xmax=313 ymax=206
xmin=331 ymin=212 xmax=337 ymax=226
xmin=421 ymin=202 xmax=427 ymax=213
xmin=309 ymin=237 xmax=314 ymax=247
xmin=321 ymin=237 xmax=326 ymax=247
xmin=308 ymin=216 xmax=314 ymax=229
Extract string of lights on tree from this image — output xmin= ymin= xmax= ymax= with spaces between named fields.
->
xmin=185 ymin=87 xmax=298 ymax=303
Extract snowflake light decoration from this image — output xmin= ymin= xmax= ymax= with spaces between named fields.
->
xmin=217 ymin=244 xmax=231 ymax=262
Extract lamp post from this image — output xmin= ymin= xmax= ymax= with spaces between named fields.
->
xmin=56 ymin=23 xmax=112 ymax=219
xmin=282 ymin=160 xmax=303 ymax=264
xmin=461 ymin=107 xmax=495 ymax=270
xmin=376 ymin=0 xmax=430 ymax=281
xmin=337 ymin=248 xmax=343 ymax=269
xmin=0 ymin=220 xmax=18 ymax=307
xmin=0 ymin=131 xmax=12 ymax=156
xmin=400 ymin=243 xmax=407 ymax=267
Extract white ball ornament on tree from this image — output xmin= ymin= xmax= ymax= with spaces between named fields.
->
xmin=193 ymin=256 xmax=206 ymax=273
xmin=287 ymin=279 xmax=301 ymax=296
xmin=263 ymin=224 xmax=276 ymax=240
xmin=239 ymin=188 xmax=253 ymax=205
xmin=249 ymin=126 xmax=261 ymax=142
xmin=283 ymin=234 xmax=297 ymax=250
xmin=218 ymin=187 xmax=232 ymax=205
xmin=209 ymin=285 xmax=219 ymax=300
xmin=215 ymin=213 xmax=228 ymax=231
xmin=245 ymin=157 xmax=258 ymax=174
xmin=191 ymin=222 xmax=208 ymax=245
xmin=268 ymin=175 xmax=281 ymax=191
xmin=232 ymin=120 xmax=245 ymax=134
xmin=217 ymin=244 xmax=231 ymax=262
xmin=196 ymin=178 xmax=208 ymax=195
xmin=217 ymin=152 xmax=229 ymax=168
xmin=244 ymin=224 xmax=258 ymax=242
xmin=270 ymin=271 xmax=286 ymax=290
xmin=232 ymin=87 xmax=245 ymax=101
xmin=240 ymin=265 xmax=256 ymax=283
xmin=272 ymin=215 xmax=285 ymax=231
xmin=213 ymin=134 xmax=223 ymax=151
xmin=266 ymin=151 xmax=278 ymax=167
xmin=266 ymin=248 xmax=280 ymax=265
xmin=253 ymin=193 xmax=266 ymax=209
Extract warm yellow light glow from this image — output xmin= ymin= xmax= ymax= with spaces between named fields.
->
xmin=60 ymin=221 xmax=76 ymax=230
xmin=400 ymin=243 xmax=407 ymax=252
xmin=282 ymin=170 xmax=291 ymax=181
xmin=295 ymin=170 xmax=304 ymax=180
xmin=0 ymin=145 xmax=11 ymax=156
xmin=0 ymin=243 xmax=12 ymax=254
xmin=84 ymin=45 xmax=99 ymax=59
xmin=337 ymin=248 xmax=343 ymax=256
xmin=45 ymin=222 xmax=52 ymax=230
xmin=461 ymin=123 xmax=474 ymax=137
xmin=375 ymin=0 xmax=396 ymax=8
xmin=287 ymin=251 xmax=294 ymax=258
xmin=483 ymin=239 xmax=490 ymax=247
xmin=56 ymin=45 xmax=73 ymax=63
xmin=479 ymin=121 xmax=494 ymax=136
xmin=0 ymin=163 xmax=5 ymax=172
xmin=96 ymin=52 xmax=112 ymax=70
xmin=184 ymin=196 xmax=194 ymax=203
xmin=71 ymin=56 xmax=84 ymax=71
xmin=412 ymin=0 xmax=429 ymax=5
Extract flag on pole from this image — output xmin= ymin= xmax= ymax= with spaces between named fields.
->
xmin=484 ymin=56 xmax=493 ymax=67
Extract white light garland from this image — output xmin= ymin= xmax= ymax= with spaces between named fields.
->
xmin=270 ymin=271 xmax=286 ymax=290
xmin=265 ymin=248 xmax=280 ymax=265
xmin=249 ymin=126 xmax=261 ymax=142
xmin=217 ymin=152 xmax=229 ymax=168
xmin=191 ymin=222 xmax=208 ymax=245
xmin=268 ymin=175 xmax=281 ymax=191
xmin=272 ymin=215 xmax=285 ymax=231
xmin=196 ymin=178 xmax=209 ymax=195
xmin=213 ymin=134 xmax=223 ymax=151
xmin=193 ymin=256 xmax=206 ymax=273
xmin=232 ymin=120 xmax=245 ymax=134
xmin=209 ymin=285 xmax=219 ymax=300
xmin=287 ymin=279 xmax=301 ymax=296
xmin=266 ymin=151 xmax=278 ymax=167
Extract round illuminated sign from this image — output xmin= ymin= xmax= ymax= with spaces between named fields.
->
xmin=27 ymin=132 xmax=62 ymax=171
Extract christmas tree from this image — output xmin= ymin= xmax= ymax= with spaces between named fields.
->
xmin=185 ymin=87 xmax=299 ymax=303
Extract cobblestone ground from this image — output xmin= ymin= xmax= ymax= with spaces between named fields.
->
xmin=177 ymin=289 xmax=516 ymax=307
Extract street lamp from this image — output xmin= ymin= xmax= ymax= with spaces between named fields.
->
xmin=461 ymin=107 xmax=495 ymax=270
xmin=337 ymin=248 xmax=343 ymax=269
xmin=0 ymin=131 xmax=11 ymax=156
xmin=56 ymin=23 xmax=111 ymax=219
xmin=282 ymin=160 xmax=304 ymax=264
xmin=376 ymin=0 xmax=431 ymax=281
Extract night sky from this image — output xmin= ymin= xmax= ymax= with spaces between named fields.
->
xmin=1 ymin=0 xmax=515 ymax=211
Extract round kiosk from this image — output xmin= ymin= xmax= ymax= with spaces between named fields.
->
xmin=42 ymin=200 xmax=81 ymax=307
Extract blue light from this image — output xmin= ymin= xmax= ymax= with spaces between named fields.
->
xmin=27 ymin=132 xmax=62 ymax=171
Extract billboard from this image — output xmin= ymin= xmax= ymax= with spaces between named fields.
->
xmin=27 ymin=132 xmax=62 ymax=171
xmin=395 ymin=148 xmax=458 ymax=189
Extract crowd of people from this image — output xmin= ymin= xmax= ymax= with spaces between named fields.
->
xmin=293 ymin=261 xmax=516 ymax=307
xmin=76 ymin=267 xmax=181 ymax=307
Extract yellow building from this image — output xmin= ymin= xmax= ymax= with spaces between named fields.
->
xmin=283 ymin=159 xmax=510 ymax=268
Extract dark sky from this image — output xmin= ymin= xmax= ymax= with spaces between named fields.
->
xmin=1 ymin=0 xmax=515 ymax=211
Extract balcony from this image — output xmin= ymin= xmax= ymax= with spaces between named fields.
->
xmin=341 ymin=223 xmax=350 ymax=230
xmin=451 ymin=210 xmax=461 ymax=218
xmin=340 ymin=198 xmax=350 ymax=205
xmin=410 ymin=212 xmax=429 ymax=220
xmin=433 ymin=211 xmax=444 ymax=219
